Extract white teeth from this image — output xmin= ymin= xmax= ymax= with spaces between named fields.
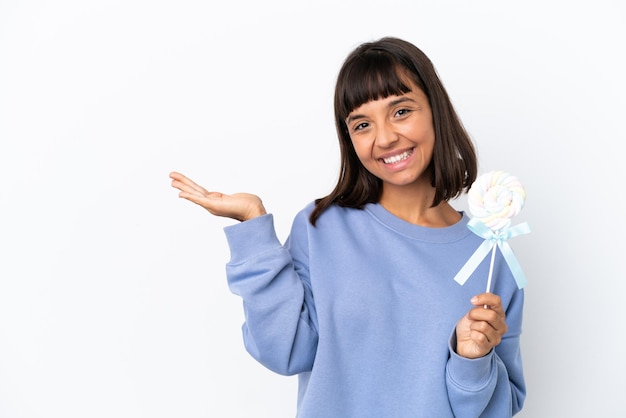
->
xmin=382 ymin=150 xmax=412 ymax=164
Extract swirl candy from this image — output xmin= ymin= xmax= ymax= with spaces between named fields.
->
xmin=468 ymin=171 xmax=526 ymax=232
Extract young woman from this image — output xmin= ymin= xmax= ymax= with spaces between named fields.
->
xmin=170 ymin=37 xmax=525 ymax=417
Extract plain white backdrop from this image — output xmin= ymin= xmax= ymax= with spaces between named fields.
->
xmin=1 ymin=1 xmax=624 ymax=417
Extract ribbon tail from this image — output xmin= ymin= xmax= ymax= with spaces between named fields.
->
xmin=497 ymin=241 xmax=528 ymax=289
xmin=454 ymin=240 xmax=494 ymax=286
xmin=504 ymin=222 xmax=531 ymax=240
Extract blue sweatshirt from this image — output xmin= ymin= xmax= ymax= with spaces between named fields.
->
xmin=224 ymin=202 xmax=525 ymax=417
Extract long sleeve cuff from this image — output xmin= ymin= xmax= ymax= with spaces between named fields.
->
xmin=224 ymin=214 xmax=282 ymax=264
xmin=447 ymin=330 xmax=495 ymax=391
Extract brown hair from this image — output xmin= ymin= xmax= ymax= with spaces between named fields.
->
xmin=309 ymin=37 xmax=477 ymax=226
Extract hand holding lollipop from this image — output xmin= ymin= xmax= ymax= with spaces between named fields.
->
xmin=454 ymin=171 xmax=530 ymax=291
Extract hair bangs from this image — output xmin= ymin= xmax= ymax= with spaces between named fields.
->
xmin=337 ymin=53 xmax=411 ymax=119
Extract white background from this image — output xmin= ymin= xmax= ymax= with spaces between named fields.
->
xmin=1 ymin=1 xmax=624 ymax=417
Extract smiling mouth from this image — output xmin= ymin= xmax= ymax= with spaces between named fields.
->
xmin=381 ymin=148 xmax=414 ymax=164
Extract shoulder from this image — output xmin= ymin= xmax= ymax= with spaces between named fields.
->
xmin=290 ymin=201 xmax=368 ymax=232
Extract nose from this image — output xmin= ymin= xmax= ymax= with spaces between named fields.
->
xmin=375 ymin=121 xmax=399 ymax=148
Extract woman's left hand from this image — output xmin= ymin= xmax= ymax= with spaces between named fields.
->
xmin=455 ymin=293 xmax=508 ymax=359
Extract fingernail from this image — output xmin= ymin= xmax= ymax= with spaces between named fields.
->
xmin=471 ymin=296 xmax=478 ymax=303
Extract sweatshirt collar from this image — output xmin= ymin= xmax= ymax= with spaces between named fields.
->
xmin=364 ymin=203 xmax=472 ymax=243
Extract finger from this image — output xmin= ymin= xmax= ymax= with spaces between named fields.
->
xmin=468 ymin=307 xmax=507 ymax=334
xmin=467 ymin=311 xmax=505 ymax=344
xmin=169 ymin=171 xmax=183 ymax=179
xmin=169 ymin=172 xmax=208 ymax=194
xmin=171 ymin=179 xmax=205 ymax=197
xmin=471 ymin=293 xmax=501 ymax=307
xmin=471 ymin=294 xmax=505 ymax=315
xmin=180 ymin=189 xmax=224 ymax=202
xmin=468 ymin=307 xmax=499 ymax=326
xmin=468 ymin=327 xmax=492 ymax=346
xmin=178 ymin=190 xmax=226 ymax=212
xmin=171 ymin=178 xmax=216 ymax=199
xmin=169 ymin=171 xmax=190 ymax=183
xmin=470 ymin=324 xmax=502 ymax=347
xmin=470 ymin=318 xmax=500 ymax=338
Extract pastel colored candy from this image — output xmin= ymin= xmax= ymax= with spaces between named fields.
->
xmin=468 ymin=171 xmax=526 ymax=231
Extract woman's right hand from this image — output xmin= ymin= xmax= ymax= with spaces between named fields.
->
xmin=169 ymin=171 xmax=267 ymax=222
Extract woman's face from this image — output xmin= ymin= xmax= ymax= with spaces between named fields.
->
xmin=345 ymin=80 xmax=435 ymax=192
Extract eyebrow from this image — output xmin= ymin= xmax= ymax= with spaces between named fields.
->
xmin=345 ymin=96 xmax=416 ymax=124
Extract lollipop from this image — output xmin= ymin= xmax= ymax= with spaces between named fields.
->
xmin=454 ymin=171 xmax=530 ymax=291
xmin=468 ymin=171 xmax=526 ymax=232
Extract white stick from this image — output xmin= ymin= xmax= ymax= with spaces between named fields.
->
xmin=486 ymin=242 xmax=497 ymax=293
xmin=484 ymin=243 xmax=497 ymax=308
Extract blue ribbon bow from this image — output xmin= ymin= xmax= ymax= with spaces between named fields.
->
xmin=454 ymin=218 xmax=531 ymax=289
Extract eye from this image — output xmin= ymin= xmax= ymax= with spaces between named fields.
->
xmin=353 ymin=122 xmax=369 ymax=132
xmin=395 ymin=108 xmax=411 ymax=117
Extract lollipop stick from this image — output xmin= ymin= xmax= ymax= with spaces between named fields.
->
xmin=484 ymin=243 xmax=497 ymax=308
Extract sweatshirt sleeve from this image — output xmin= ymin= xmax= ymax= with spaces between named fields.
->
xmin=445 ymin=289 xmax=526 ymax=417
xmin=223 ymin=213 xmax=318 ymax=376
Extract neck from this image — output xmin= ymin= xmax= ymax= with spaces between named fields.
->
xmin=379 ymin=183 xmax=461 ymax=227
